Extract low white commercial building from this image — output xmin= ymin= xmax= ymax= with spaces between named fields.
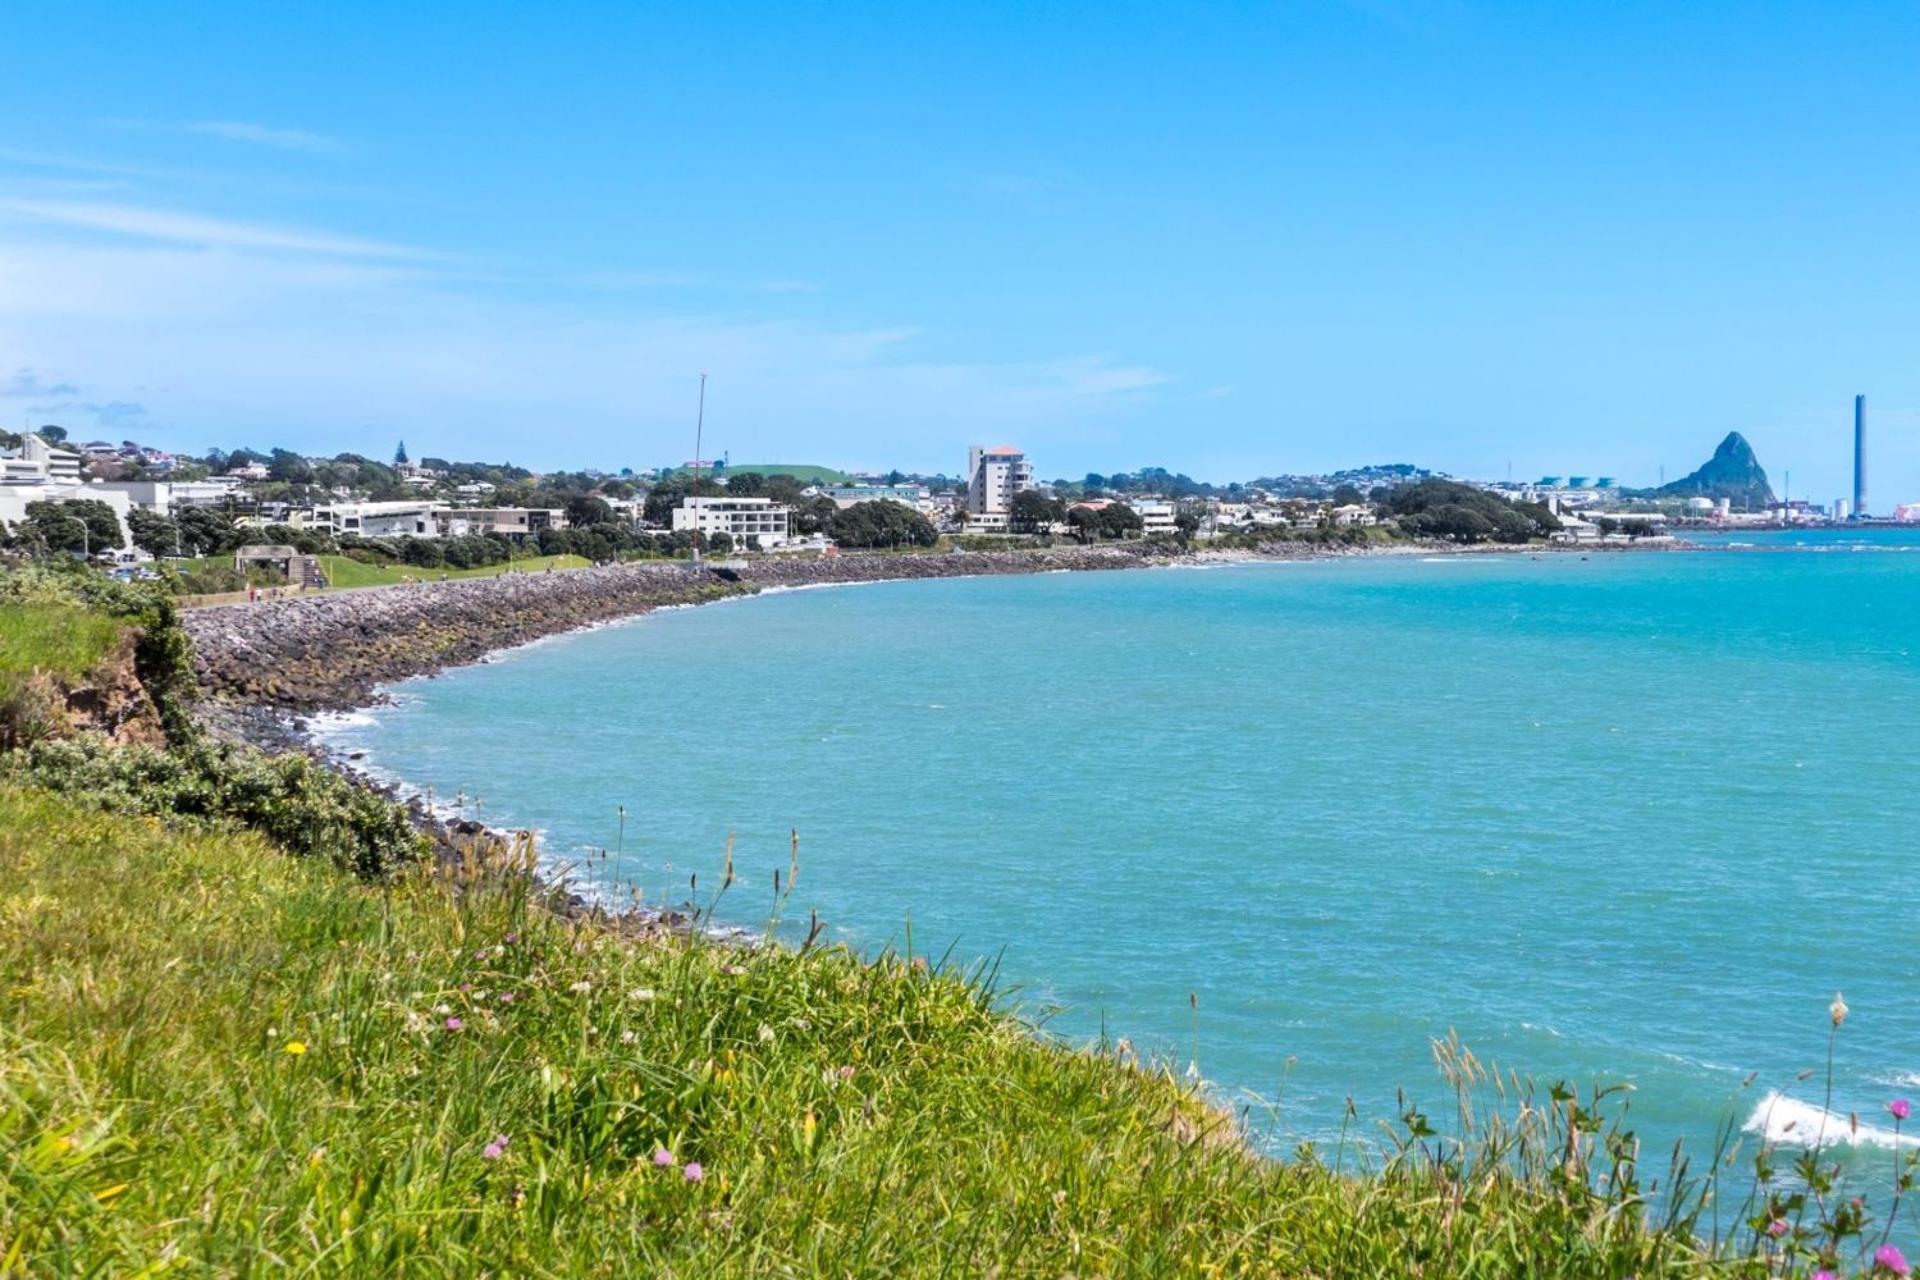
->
xmin=317 ymin=500 xmax=447 ymax=539
xmin=0 ymin=481 xmax=133 ymax=549
xmin=435 ymin=507 xmax=569 ymax=540
xmin=813 ymin=483 xmax=937 ymax=516
xmin=91 ymin=477 xmax=248 ymax=516
xmin=671 ymin=496 xmax=792 ymax=546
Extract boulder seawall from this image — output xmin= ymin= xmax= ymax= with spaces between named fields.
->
xmin=182 ymin=545 xmax=1167 ymax=712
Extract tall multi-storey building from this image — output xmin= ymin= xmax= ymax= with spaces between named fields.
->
xmin=964 ymin=445 xmax=1035 ymax=532
xmin=671 ymin=496 xmax=791 ymax=547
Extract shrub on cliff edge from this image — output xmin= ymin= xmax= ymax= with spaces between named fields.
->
xmin=7 ymin=735 xmax=426 ymax=878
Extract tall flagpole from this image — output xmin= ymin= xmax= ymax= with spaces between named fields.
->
xmin=691 ymin=372 xmax=707 ymax=564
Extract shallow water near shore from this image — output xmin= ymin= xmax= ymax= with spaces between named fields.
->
xmin=319 ymin=543 xmax=1920 ymax=1158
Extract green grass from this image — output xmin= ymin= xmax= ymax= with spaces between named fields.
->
xmin=0 ymin=785 xmax=1791 ymax=1276
xmin=0 ymin=603 xmax=124 ymax=701
xmin=165 ymin=553 xmax=594 ymax=591
xmin=311 ymin=552 xmax=592 ymax=588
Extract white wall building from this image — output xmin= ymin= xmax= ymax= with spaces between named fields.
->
xmin=436 ymin=507 xmax=569 ymax=540
xmin=1134 ymin=500 xmax=1179 ymax=536
xmin=1 ymin=433 xmax=84 ymax=486
xmin=813 ymin=483 xmax=937 ymax=516
xmin=317 ymin=500 xmax=447 ymax=539
xmin=671 ymin=496 xmax=791 ymax=546
xmin=0 ymin=483 xmax=133 ymax=549
xmin=91 ymin=477 xmax=247 ymax=516
xmin=964 ymin=445 xmax=1034 ymax=532
xmin=0 ymin=435 xmax=131 ymax=548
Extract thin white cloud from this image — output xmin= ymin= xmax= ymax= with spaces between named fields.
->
xmin=178 ymin=120 xmax=344 ymax=153
xmin=1044 ymin=358 xmax=1169 ymax=397
xmin=0 ymin=230 xmax=1168 ymax=468
xmin=572 ymin=269 xmax=821 ymax=295
xmin=0 ymin=197 xmax=431 ymax=260
xmin=0 ymin=146 xmax=184 ymax=181
xmin=107 ymin=118 xmax=346 ymax=155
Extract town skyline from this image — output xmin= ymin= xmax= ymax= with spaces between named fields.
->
xmin=5 ymin=3 xmax=1919 ymax=499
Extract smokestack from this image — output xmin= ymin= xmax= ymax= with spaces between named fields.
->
xmin=1853 ymin=395 xmax=1868 ymax=519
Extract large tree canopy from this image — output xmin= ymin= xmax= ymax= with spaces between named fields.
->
xmin=1381 ymin=479 xmax=1560 ymax=544
xmin=829 ymin=501 xmax=937 ymax=548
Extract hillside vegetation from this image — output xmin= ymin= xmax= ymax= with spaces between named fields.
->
xmin=0 ymin=602 xmax=123 ymax=705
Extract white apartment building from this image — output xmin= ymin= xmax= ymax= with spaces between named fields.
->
xmin=671 ymin=496 xmax=791 ymax=546
xmin=964 ymin=444 xmax=1035 ymax=532
xmin=317 ymin=500 xmax=447 ymax=539
xmin=1 ymin=433 xmax=84 ymax=485
xmin=1134 ymin=500 xmax=1179 ymax=536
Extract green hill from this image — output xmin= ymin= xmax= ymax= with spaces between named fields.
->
xmin=666 ymin=462 xmax=854 ymax=485
xmin=1653 ymin=432 xmax=1776 ymax=506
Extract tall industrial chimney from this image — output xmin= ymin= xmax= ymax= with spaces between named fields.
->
xmin=1853 ymin=395 xmax=1868 ymax=519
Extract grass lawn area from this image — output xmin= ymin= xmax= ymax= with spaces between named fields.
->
xmin=311 ymin=552 xmax=592 ymax=587
xmin=0 ymin=603 xmax=123 ymax=701
xmin=163 ymin=553 xmax=594 ymax=590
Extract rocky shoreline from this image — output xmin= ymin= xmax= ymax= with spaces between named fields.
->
xmin=179 ymin=541 xmax=1327 ymax=715
xmin=170 ymin=537 xmax=1608 ymax=930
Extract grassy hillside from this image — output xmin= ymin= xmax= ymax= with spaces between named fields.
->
xmin=0 ymin=778 xmax=1781 ymax=1276
xmin=665 ymin=463 xmax=854 ymax=485
xmin=0 ymin=603 xmax=123 ymax=704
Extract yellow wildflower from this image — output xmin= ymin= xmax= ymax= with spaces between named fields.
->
xmin=284 ymin=1041 xmax=308 ymax=1056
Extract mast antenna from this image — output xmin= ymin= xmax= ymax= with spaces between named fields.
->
xmin=691 ymin=372 xmax=707 ymax=564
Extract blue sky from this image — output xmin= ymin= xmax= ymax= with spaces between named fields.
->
xmin=1 ymin=2 xmax=1915 ymax=499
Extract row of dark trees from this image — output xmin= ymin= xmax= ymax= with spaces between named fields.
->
xmin=1006 ymin=490 xmax=1169 ymax=542
xmin=0 ymin=499 xmax=125 ymax=556
xmin=828 ymin=501 xmax=938 ymax=548
xmin=1377 ymin=479 xmax=1562 ymax=543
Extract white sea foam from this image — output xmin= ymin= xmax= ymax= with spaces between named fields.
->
xmin=1743 ymin=1091 xmax=1910 ymax=1150
xmin=752 ymin=578 xmax=891 ymax=597
xmin=306 ymin=708 xmax=379 ymax=735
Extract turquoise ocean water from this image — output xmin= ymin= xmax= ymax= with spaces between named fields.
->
xmin=318 ymin=537 xmax=1920 ymax=1158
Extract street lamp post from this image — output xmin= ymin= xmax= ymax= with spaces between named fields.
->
xmin=53 ymin=512 xmax=89 ymax=562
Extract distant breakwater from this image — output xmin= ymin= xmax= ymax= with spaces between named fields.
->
xmin=182 ymin=544 xmax=1196 ymax=713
